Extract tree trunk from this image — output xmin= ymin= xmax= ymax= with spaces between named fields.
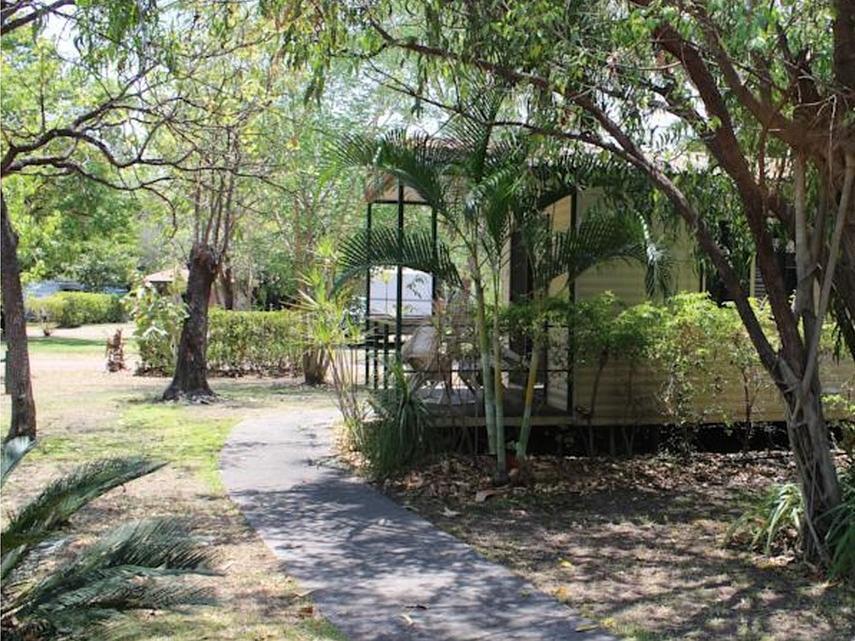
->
xmin=303 ymin=349 xmax=329 ymax=385
xmin=220 ymin=260 xmax=235 ymax=311
xmin=779 ymin=366 xmax=842 ymax=562
xmin=163 ymin=244 xmax=218 ymax=401
xmin=473 ymin=277 xmax=497 ymax=454
xmin=515 ymin=337 xmax=541 ymax=460
xmin=1 ymin=194 xmax=36 ymax=439
xmin=491 ymin=288 xmax=508 ymax=483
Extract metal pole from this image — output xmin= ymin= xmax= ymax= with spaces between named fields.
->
xmin=396 ymin=181 xmax=404 ymax=354
xmin=364 ymin=202 xmax=372 ymax=385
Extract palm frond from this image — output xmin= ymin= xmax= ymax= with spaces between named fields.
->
xmin=526 ymin=212 xmax=671 ymax=296
xmin=1 ymin=437 xmax=35 ymax=486
xmin=6 ymin=517 xmax=216 ymax=633
xmin=2 ymin=457 xmax=166 ymax=559
xmin=443 ymin=87 xmax=510 ymax=179
xmin=331 ymin=129 xmax=449 ymax=214
xmin=336 ymin=227 xmax=461 ymax=289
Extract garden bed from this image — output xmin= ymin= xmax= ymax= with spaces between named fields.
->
xmin=376 ymin=452 xmax=855 ymax=641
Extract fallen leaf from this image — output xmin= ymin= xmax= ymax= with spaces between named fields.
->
xmin=475 ymin=489 xmax=498 ymax=503
xmin=441 ymin=507 xmax=461 ymax=517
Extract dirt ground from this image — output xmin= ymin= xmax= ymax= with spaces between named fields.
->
xmin=3 ymin=324 xmax=343 ymax=641
xmin=381 ymin=453 xmax=855 ymax=641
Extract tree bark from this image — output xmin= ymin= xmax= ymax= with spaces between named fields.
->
xmin=162 ymin=243 xmax=218 ymax=401
xmin=1 ymin=193 xmax=36 ymax=439
xmin=302 ymin=349 xmax=328 ymax=385
xmin=220 ymin=259 xmax=235 ymax=311
xmin=779 ymin=365 xmax=842 ymax=561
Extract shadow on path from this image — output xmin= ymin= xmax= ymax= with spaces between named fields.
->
xmin=220 ymin=408 xmax=615 ymax=641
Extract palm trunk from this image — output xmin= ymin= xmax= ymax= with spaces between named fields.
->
xmin=515 ymin=335 xmax=541 ymax=460
xmin=1 ymin=194 xmax=36 ymax=439
xmin=491 ymin=289 xmax=507 ymax=482
xmin=586 ymin=352 xmax=608 ymax=456
xmin=473 ymin=278 xmax=497 ymax=454
xmin=163 ymin=244 xmax=218 ymax=401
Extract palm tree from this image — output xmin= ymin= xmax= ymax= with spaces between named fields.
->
xmin=334 ymin=92 xmax=517 ymax=478
xmin=1 ymin=438 xmax=216 ymax=640
xmin=511 ymin=185 xmax=671 ymax=459
xmin=333 ymin=92 xmax=667 ymax=479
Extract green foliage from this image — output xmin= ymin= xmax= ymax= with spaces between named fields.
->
xmin=59 ymin=237 xmax=140 ymax=290
xmin=127 ymin=286 xmax=307 ymax=376
xmin=125 ymin=285 xmax=187 ymax=375
xmin=207 ymin=309 xmax=304 ymax=376
xmin=0 ymin=437 xmax=34 ymax=486
xmin=27 ymin=292 xmax=126 ymax=328
xmin=826 ymin=465 xmax=855 ymax=580
xmin=337 ymin=227 xmax=461 ymax=290
xmin=351 ymin=360 xmax=433 ymax=479
xmin=728 ymin=466 xmax=855 ymax=580
xmin=727 ymin=482 xmax=803 ymax=555
xmin=299 ymin=254 xmax=365 ymax=425
xmin=649 ymin=294 xmax=733 ymax=444
xmin=0 ymin=440 xmax=215 ymax=640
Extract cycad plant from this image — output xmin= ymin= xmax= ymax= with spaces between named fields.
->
xmin=1 ymin=437 xmax=217 ymax=640
xmin=334 ymin=89 xmax=667 ymax=478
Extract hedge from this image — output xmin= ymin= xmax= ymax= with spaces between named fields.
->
xmin=128 ymin=288 xmax=307 ymax=376
xmin=207 ymin=309 xmax=304 ymax=375
xmin=27 ymin=292 xmax=126 ymax=328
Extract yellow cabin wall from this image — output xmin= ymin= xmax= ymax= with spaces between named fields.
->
xmin=532 ymin=189 xmax=855 ymax=426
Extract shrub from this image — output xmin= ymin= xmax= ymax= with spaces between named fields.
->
xmin=350 ymin=360 xmax=433 ymax=479
xmin=207 ymin=309 xmax=304 ymax=375
xmin=126 ymin=286 xmax=305 ymax=376
xmin=27 ymin=292 xmax=125 ymax=328
xmin=125 ymin=285 xmax=187 ymax=375
xmin=727 ymin=467 xmax=855 ymax=580
xmin=726 ymin=482 xmax=803 ymax=555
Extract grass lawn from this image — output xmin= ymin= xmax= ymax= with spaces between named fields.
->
xmin=380 ymin=454 xmax=855 ymax=641
xmin=3 ymin=324 xmax=344 ymax=641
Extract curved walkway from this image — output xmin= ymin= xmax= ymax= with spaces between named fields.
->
xmin=220 ymin=408 xmax=614 ymax=641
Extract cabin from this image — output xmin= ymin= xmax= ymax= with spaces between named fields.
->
xmin=358 ymin=175 xmax=855 ymax=435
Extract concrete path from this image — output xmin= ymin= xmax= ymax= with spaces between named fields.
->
xmin=220 ymin=408 xmax=614 ymax=641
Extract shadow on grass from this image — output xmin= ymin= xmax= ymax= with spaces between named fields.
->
xmin=417 ymin=486 xmax=855 ymax=641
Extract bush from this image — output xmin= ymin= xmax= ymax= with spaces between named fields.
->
xmin=349 ymin=360 xmax=432 ymax=479
xmin=727 ymin=466 xmax=855 ymax=580
xmin=126 ymin=285 xmax=305 ymax=376
xmin=26 ymin=292 xmax=125 ymax=327
xmin=207 ymin=309 xmax=304 ymax=375
xmin=726 ymin=482 xmax=803 ymax=555
xmin=125 ymin=285 xmax=187 ymax=375
xmin=1 ymin=438 xmax=216 ymax=639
